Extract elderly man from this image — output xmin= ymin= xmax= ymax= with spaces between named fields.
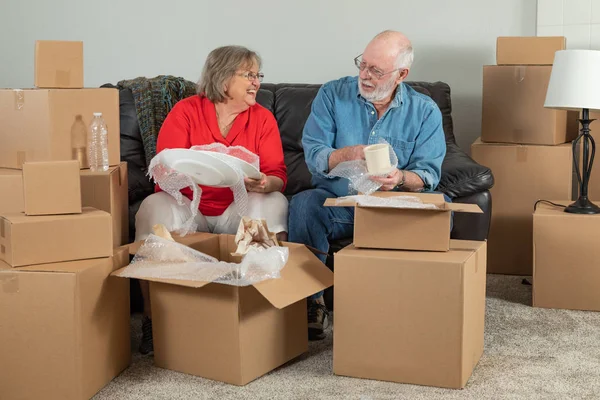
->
xmin=289 ymin=30 xmax=447 ymax=340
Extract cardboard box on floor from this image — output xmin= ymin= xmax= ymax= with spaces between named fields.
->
xmin=324 ymin=192 xmax=482 ymax=252
xmin=0 ymin=248 xmax=131 ymax=400
xmin=0 ymin=207 xmax=112 ymax=267
xmin=333 ymin=240 xmax=487 ymax=389
xmin=471 ymin=138 xmax=573 ymax=275
xmin=23 ymin=160 xmax=82 ymax=215
xmin=113 ymin=232 xmax=333 ymax=386
xmin=482 ymin=65 xmax=579 ymax=145
xmin=496 ymin=36 xmax=566 ymax=65
xmin=0 ymin=169 xmax=24 ymax=214
xmin=80 ymin=162 xmax=129 ymax=247
xmin=533 ymin=202 xmax=600 ymax=311
xmin=34 ymin=40 xmax=84 ymax=88
xmin=0 ymin=88 xmax=119 ymax=169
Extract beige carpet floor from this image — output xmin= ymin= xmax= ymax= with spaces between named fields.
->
xmin=93 ymin=275 xmax=600 ymax=399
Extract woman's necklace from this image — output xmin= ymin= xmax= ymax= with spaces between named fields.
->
xmin=216 ymin=109 xmax=235 ymax=136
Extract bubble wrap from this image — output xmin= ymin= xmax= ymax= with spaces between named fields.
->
xmin=148 ymin=144 xmax=260 ymax=236
xmin=117 ymin=234 xmax=289 ymax=286
xmin=336 ymin=194 xmax=439 ymax=209
xmin=327 ymin=138 xmax=398 ymax=195
xmin=191 ymin=143 xmax=260 ymax=220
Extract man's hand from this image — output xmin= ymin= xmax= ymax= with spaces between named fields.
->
xmin=328 ymin=145 xmax=366 ymax=171
xmin=344 ymin=145 xmax=366 ymax=161
xmin=370 ymin=168 xmax=403 ymax=191
xmin=244 ymin=173 xmax=268 ymax=193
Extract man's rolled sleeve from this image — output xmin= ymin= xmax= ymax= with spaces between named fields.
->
xmin=302 ymin=84 xmax=337 ymax=178
xmin=404 ymin=103 xmax=446 ymax=191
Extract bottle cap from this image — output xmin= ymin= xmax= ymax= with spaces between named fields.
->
xmin=93 ymin=112 xmax=103 ymax=117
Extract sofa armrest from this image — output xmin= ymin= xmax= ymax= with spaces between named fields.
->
xmin=438 ymin=142 xmax=494 ymax=198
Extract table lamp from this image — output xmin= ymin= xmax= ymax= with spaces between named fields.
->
xmin=544 ymin=49 xmax=600 ymax=214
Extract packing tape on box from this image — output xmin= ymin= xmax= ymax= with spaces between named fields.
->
xmin=13 ymin=89 xmax=24 ymax=110
xmin=17 ymin=151 xmax=27 ymax=168
xmin=0 ymin=274 xmax=19 ymax=294
xmin=55 ymin=69 xmax=71 ymax=87
xmin=512 ymin=129 xmax=525 ymax=143
xmin=513 ymin=66 xmax=527 ymax=83
xmin=517 ymin=146 xmax=528 ymax=162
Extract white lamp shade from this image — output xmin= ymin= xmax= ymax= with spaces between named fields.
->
xmin=544 ymin=50 xmax=600 ymax=111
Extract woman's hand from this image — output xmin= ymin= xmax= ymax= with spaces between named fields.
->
xmin=244 ymin=173 xmax=269 ymax=193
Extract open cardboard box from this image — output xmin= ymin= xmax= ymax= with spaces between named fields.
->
xmin=113 ymin=232 xmax=333 ymax=385
xmin=325 ymin=192 xmax=482 ymax=251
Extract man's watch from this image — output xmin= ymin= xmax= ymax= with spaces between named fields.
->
xmin=395 ymin=169 xmax=405 ymax=190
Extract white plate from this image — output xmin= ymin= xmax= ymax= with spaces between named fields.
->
xmin=198 ymin=151 xmax=262 ymax=179
xmin=160 ymin=148 xmax=240 ymax=187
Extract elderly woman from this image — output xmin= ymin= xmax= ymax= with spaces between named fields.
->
xmin=134 ymin=45 xmax=288 ymax=355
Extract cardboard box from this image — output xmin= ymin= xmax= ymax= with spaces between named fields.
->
xmin=81 ymin=162 xmax=129 ymax=247
xmin=23 ymin=160 xmax=82 ymax=215
xmin=0 ymin=249 xmax=131 ymax=400
xmin=496 ymin=36 xmax=566 ymax=65
xmin=324 ymin=192 xmax=482 ymax=252
xmin=0 ymin=169 xmax=24 ymax=214
xmin=481 ymin=65 xmax=578 ymax=145
xmin=34 ymin=40 xmax=84 ymax=88
xmin=533 ymin=201 xmax=600 ymax=311
xmin=0 ymin=207 xmax=112 ymax=267
xmin=113 ymin=233 xmax=334 ymax=386
xmin=0 ymin=88 xmax=119 ymax=169
xmin=471 ymin=138 xmax=573 ymax=275
xmin=333 ymin=240 xmax=486 ymax=389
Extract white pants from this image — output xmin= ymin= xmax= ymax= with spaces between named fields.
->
xmin=135 ymin=191 xmax=289 ymax=241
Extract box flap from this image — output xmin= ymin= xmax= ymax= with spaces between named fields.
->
xmin=127 ymin=232 xmax=214 ymax=255
xmin=0 ymin=257 xmax=110 ymax=274
xmin=110 ymin=266 xmax=212 ymax=289
xmin=444 ymin=203 xmax=483 ymax=213
xmin=324 ymin=192 xmax=445 ymax=208
xmin=1 ymin=207 xmax=105 ymax=223
xmin=252 ymin=242 xmax=334 ymax=309
xmin=324 ymin=192 xmax=480 ymax=213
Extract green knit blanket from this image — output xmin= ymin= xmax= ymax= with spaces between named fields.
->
xmin=117 ymin=75 xmax=197 ymax=168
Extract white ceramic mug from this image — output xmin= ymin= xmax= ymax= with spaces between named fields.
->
xmin=364 ymin=143 xmax=392 ymax=174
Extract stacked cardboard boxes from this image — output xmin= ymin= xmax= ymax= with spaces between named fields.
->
xmin=0 ymin=41 xmax=130 ymax=400
xmin=471 ymin=36 xmax=577 ymax=275
xmin=326 ymin=193 xmax=487 ymax=389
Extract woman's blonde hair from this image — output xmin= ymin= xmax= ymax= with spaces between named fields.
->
xmin=197 ymin=45 xmax=262 ymax=102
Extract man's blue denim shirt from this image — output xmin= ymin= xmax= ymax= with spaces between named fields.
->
xmin=302 ymin=76 xmax=446 ymax=197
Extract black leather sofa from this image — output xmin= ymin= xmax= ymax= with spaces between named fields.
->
xmin=115 ymin=80 xmax=494 ymax=258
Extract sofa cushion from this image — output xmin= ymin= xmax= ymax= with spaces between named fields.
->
xmin=273 ymin=85 xmax=321 ymax=195
xmin=407 ymin=81 xmax=455 ymax=144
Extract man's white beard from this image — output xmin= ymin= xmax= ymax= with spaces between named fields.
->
xmin=358 ymin=76 xmax=397 ymax=102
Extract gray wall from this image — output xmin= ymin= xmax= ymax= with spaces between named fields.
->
xmin=0 ymin=0 xmax=537 ymax=152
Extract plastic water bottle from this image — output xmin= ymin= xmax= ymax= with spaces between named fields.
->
xmin=71 ymin=115 xmax=88 ymax=168
xmin=88 ymin=112 xmax=109 ymax=171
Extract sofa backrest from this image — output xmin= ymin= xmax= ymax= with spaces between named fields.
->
xmin=113 ymin=79 xmax=459 ymax=203
xmin=257 ymin=81 xmax=457 ymax=195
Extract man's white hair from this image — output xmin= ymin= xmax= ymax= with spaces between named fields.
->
xmin=395 ymin=45 xmax=414 ymax=69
